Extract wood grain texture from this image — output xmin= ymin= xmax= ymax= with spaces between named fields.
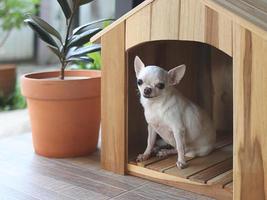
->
xmin=179 ymin=0 xmax=205 ymax=42
xmin=224 ymin=181 xmax=233 ymax=193
xmin=206 ymin=0 xmax=267 ymax=39
xmin=129 ymin=135 xmax=233 ymax=199
xmin=210 ymin=48 xmax=233 ymax=133
xmin=126 ymin=4 xmax=151 ymax=49
xmin=128 ymin=165 xmax=232 ymax=200
xmin=90 ymin=0 xmax=267 ymax=198
xmin=165 ymin=145 xmax=232 ymax=179
xmin=101 ymin=22 xmax=126 ymax=174
xmin=0 ymin=134 xmax=213 ymax=200
xmin=92 ymin=0 xmax=267 ymax=44
xmin=150 ymin=0 xmax=180 ymax=40
xmin=189 ymin=158 xmax=233 ymax=183
xmin=233 ymin=24 xmax=267 ymax=200
xmin=179 ymin=0 xmax=233 ymax=56
xmin=207 ymin=170 xmax=233 ymax=186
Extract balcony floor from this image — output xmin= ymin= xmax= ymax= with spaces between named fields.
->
xmin=0 ymin=133 xmax=213 ymax=200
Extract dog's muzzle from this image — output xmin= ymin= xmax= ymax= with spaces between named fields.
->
xmin=144 ymin=87 xmax=152 ymax=95
xmin=143 ymin=94 xmax=153 ymax=98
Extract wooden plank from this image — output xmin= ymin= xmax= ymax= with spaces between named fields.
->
xmin=203 ymin=0 xmax=267 ymax=41
xmin=211 ymin=47 xmax=233 ymax=132
xmin=179 ymin=0 xmax=232 ymax=56
xmin=133 ymin=131 xmax=231 ymax=170
xmin=129 ymin=155 xmax=164 ymax=167
xmin=164 ymin=145 xmax=232 ymax=179
xmin=208 ymin=0 xmax=267 ymax=33
xmin=179 ymin=0 xmax=205 ymax=42
xmin=137 ymin=156 xmax=166 ymax=167
xmin=101 ymin=22 xmax=126 ymax=174
xmin=128 ymin=164 xmax=204 ymax=186
xmin=215 ymin=132 xmax=233 ymax=149
xmin=224 ymin=181 xmax=233 ymax=193
xmin=189 ymin=159 xmax=233 ymax=183
xmin=146 ymin=156 xmax=177 ymax=172
xmin=233 ymin=24 xmax=267 ymax=200
xmin=128 ymin=164 xmax=232 ymax=200
xmin=146 ymin=155 xmax=194 ymax=172
xmin=126 ymin=4 xmax=152 ymax=49
xmin=207 ymin=169 xmax=233 ymax=186
xmin=150 ymin=0 xmax=180 ymax=40
xmin=92 ymin=0 xmax=267 ymax=44
xmin=216 ymin=10 xmax=233 ymax=55
xmin=205 ymin=7 xmax=233 ymax=55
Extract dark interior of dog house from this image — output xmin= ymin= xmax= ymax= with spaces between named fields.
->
xmin=126 ymin=40 xmax=233 ymax=194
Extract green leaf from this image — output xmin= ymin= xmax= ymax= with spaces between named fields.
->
xmin=66 ymin=56 xmax=94 ymax=63
xmin=66 ymin=44 xmax=101 ymax=58
xmin=88 ymin=51 xmax=101 ymax=69
xmin=76 ymin=0 xmax=95 ymax=6
xmin=47 ymin=45 xmax=61 ymax=59
xmin=73 ymin=18 xmax=114 ymax=35
xmin=67 ymin=28 xmax=102 ymax=48
xmin=57 ymin=0 xmax=72 ymax=19
xmin=24 ymin=18 xmax=58 ymax=48
xmin=28 ymin=15 xmax=62 ymax=43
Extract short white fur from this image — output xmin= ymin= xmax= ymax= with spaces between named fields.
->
xmin=134 ymin=56 xmax=216 ymax=169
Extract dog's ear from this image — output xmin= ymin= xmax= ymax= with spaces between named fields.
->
xmin=134 ymin=56 xmax=145 ymax=77
xmin=168 ymin=64 xmax=186 ymax=85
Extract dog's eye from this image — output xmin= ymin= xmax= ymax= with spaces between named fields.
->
xmin=156 ymin=83 xmax=165 ymax=89
xmin=137 ymin=79 xmax=143 ymax=86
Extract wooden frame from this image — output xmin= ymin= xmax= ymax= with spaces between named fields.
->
xmin=92 ymin=0 xmax=267 ymax=199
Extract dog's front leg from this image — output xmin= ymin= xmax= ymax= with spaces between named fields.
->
xmin=136 ymin=125 xmax=157 ymax=162
xmin=173 ymin=128 xmax=188 ymax=169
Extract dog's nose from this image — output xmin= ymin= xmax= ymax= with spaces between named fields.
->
xmin=144 ymin=87 xmax=152 ymax=95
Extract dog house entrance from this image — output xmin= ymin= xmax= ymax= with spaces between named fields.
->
xmin=127 ymin=41 xmax=233 ymax=200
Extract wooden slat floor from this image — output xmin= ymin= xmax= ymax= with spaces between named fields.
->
xmin=130 ymin=133 xmax=233 ymax=198
xmin=0 ymin=133 xmax=213 ymax=200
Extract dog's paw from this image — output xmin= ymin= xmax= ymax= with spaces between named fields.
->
xmin=176 ymin=160 xmax=188 ymax=169
xmin=151 ymin=146 xmax=161 ymax=156
xmin=156 ymin=148 xmax=177 ymax=158
xmin=136 ymin=154 xmax=150 ymax=162
xmin=157 ymin=149 xmax=170 ymax=158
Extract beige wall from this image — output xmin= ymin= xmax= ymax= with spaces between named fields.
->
xmin=80 ymin=0 xmax=116 ymax=24
xmin=0 ymin=23 xmax=34 ymax=62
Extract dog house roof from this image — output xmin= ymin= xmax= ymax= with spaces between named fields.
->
xmin=91 ymin=0 xmax=267 ymax=45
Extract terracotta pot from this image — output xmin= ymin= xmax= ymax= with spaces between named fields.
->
xmin=0 ymin=64 xmax=16 ymax=98
xmin=21 ymin=70 xmax=101 ymax=158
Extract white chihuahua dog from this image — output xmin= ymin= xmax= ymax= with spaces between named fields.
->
xmin=134 ymin=56 xmax=216 ymax=169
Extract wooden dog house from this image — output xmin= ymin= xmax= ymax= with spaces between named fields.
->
xmin=91 ymin=0 xmax=267 ymax=199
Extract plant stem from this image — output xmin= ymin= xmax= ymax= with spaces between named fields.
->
xmin=61 ymin=3 xmax=78 ymax=80
xmin=60 ymin=63 xmax=65 ymax=80
xmin=0 ymin=30 xmax=12 ymax=48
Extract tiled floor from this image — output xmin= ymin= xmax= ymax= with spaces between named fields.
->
xmin=0 ymin=134 xmax=213 ymax=200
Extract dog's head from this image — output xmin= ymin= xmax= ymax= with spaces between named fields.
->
xmin=134 ymin=56 xmax=186 ymax=99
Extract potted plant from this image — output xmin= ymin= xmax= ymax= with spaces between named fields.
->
xmin=0 ymin=0 xmax=39 ymax=99
xmin=21 ymin=0 xmax=109 ymax=157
